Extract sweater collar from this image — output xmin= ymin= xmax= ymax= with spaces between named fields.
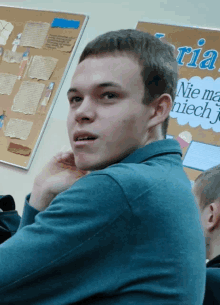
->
xmin=206 ymin=254 xmax=220 ymax=268
xmin=119 ymin=139 xmax=182 ymax=164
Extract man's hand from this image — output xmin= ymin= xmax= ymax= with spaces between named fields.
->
xmin=29 ymin=151 xmax=88 ymax=212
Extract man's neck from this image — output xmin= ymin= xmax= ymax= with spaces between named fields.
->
xmin=208 ymin=240 xmax=220 ymax=261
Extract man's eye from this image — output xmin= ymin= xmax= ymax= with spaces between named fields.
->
xmin=102 ymin=92 xmax=118 ymax=99
xmin=69 ymin=96 xmax=82 ymax=104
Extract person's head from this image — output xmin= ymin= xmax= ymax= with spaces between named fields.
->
xmin=193 ymin=165 xmax=220 ymax=260
xmin=67 ymin=29 xmax=178 ymax=170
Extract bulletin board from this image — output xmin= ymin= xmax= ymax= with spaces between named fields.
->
xmin=136 ymin=21 xmax=220 ymax=181
xmin=0 ymin=6 xmax=88 ymax=169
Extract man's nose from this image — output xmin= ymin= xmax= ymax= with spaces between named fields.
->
xmin=75 ymin=97 xmax=96 ymax=123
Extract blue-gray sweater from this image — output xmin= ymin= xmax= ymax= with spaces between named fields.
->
xmin=0 ymin=139 xmax=206 ymax=304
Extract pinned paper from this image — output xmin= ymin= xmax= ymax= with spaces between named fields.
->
xmin=0 ymin=20 xmax=14 ymax=45
xmin=3 ymin=50 xmax=23 ymax=64
xmin=12 ymin=81 xmax=45 ymax=115
xmin=8 ymin=142 xmax=32 ymax=156
xmin=0 ymin=47 xmax=3 ymax=64
xmin=44 ymin=34 xmax=77 ymax=52
xmin=20 ymin=22 xmax=50 ymax=49
xmin=17 ymin=49 xmax=30 ymax=80
xmin=28 ymin=55 xmax=58 ymax=81
xmin=37 ymin=82 xmax=55 ymax=114
xmin=176 ymin=131 xmax=192 ymax=149
xmin=12 ymin=33 xmax=22 ymax=52
xmin=23 ymin=55 xmax=33 ymax=79
xmin=183 ymin=141 xmax=220 ymax=171
xmin=51 ymin=18 xmax=80 ymax=29
xmin=0 ymin=73 xmax=17 ymax=95
xmin=0 ymin=111 xmax=6 ymax=130
xmin=4 ymin=118 xmax=33 ymax=140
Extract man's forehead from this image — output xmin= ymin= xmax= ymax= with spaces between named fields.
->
xmin=70 ymin=74 xmax=124 ymax=92
xmin=73 ymin=55 xmax=140 ymax=77
xmin=70 ymin=55 xmax=142 ymax=90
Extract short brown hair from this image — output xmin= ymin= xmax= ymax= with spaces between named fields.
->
xmin=194 ymin=165 xmax=220 ymax=211
xmin=78 ymin=29 xmax=178 ymax=138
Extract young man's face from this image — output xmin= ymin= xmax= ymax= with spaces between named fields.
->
xmin=67 ymin=55 xmax=154 ymax=171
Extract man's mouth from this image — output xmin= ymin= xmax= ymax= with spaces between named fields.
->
xmin=73 ymin=130 xmax=98 ymax=142
xmin=76 ymin=136 xmax=97 ymax=141
xmin=73 ymin=132 xmax=99 ymax=146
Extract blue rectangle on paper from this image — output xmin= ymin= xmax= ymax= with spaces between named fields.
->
xmin=51 ymin=18 xmax=80 ymax=29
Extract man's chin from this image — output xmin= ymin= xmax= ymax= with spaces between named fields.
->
xmin=77 ymin=162 xmax=106 ymax=172
xmin=76 ymin=163 xmax=91 ymax=171
xmin=75 ymin=156 xmax=115 ymax=171
xmin=75 ymin=160 xmax=96 ymax=171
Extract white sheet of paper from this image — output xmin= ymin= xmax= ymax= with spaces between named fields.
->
xmin=183 ymin=141 xmax=220 ymax=171
xmin=28 ymin=55 xmax=58 ymax=80
xmin=20 ymin=22 xmax=50 ymax=49
xmin=12 ymin=81 xmax=45 ymax=115
xmin=4 ymin=118 xmax=33 ymax=140
xmin=3 ymin=50 xmax=23 ymax=63
xmin=0 ymin=73 xmax=17 ymax=95
xmin=0 ymin=20 xmax=14 ymax=45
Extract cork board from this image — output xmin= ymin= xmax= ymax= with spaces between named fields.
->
xmin=0 ymin=6 xmax=88 ymax=169
xmin=136 ymin=21 xmax=220 ymax=181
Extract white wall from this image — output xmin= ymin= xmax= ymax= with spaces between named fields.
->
xmin=0 ymin=0 xmax=219 ymax=215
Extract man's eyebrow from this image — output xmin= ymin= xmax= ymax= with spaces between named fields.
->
xmin=67 ymin=88 xmax=77 ymax=95
xmin=67 ymin=82 xmax=122 ymax=95
xmin=98 ymin=82 xmax=122 ymax=89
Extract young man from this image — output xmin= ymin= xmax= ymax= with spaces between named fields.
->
xmin=193 ymin=165 xmax=220 ymax=304
xmin=0 ymin=29 xmax=206 ymax=304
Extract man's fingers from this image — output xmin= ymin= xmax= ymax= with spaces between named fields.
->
xmin=52 ymin=151 xmax=88 ymax=174
xmin=55 ymin=151 xmax=74 ymax=163
xmin=58 ymin=153 xmax=75 ymax=165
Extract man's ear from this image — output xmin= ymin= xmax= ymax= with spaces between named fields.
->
xmin=207 ymin=200 xmax=220 ymax=232
xmin=147 ymin=94 xmax=172 ymax=129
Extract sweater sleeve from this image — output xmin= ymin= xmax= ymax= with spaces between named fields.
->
xmin=0 ymin=173 xmax=130 ymax=304
xmin=18 ymin=194 xmax=40 ymax=230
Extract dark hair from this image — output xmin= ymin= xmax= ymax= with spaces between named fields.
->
xmin=194 ymin=165 xmax=220 ymax=211
xmin=78 ymin=29 xmax=178 ymax=138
